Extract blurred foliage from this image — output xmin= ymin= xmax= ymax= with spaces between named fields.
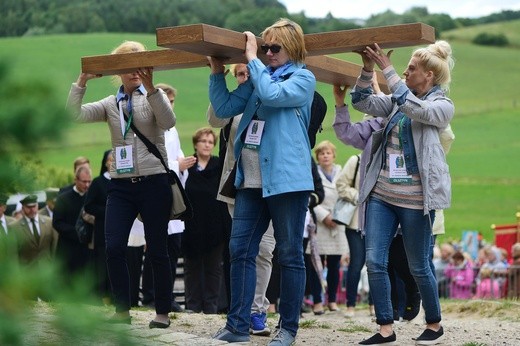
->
xmin=1 ymin=1 xmax=519 ymax=38
xmin=0 ymin=59 xmax=71 ymax=193
xmin=0 ymin=236 xmax=136 ymax=345
xmin=472 ymin=32 xmax=509 ymax=46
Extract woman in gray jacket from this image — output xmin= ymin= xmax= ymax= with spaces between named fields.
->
xmin=352 ymin=41 xmax=455 ymax=346
xmin=67 ymin=41 xmax=175 ymax=329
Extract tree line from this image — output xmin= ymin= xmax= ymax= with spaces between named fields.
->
xmin=2 ymin=0 xmax=520 ymax=38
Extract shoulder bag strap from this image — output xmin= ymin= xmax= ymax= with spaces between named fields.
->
xmin=351 ymin=155 xmax=360 ymax=188
xmin=122 ymin=112 xmax=169 ymax=173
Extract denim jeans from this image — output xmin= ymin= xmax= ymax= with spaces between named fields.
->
xmin=345 ymin=229 xmax=366 ymax=307
xmin=105 ymin=174 xmax=173 ymax=314
xmin=225 ymin=188 xmax=309 ymax=337
xmin=365 ymin=197 xmax=440 ymax=325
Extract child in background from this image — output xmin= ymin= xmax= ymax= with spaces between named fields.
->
xmin=474 ymin=267 xmax=500 ymax=299
xmin=444 ymin=251 xmax=474 ymax=299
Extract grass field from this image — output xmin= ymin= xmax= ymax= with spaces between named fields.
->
xmin=0 ymin=26 xmax=519 ymax=243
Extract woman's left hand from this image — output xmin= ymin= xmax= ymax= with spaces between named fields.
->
xmin=137 ymin=68 xmax=155 ymax=93
xmin=364 ymin=43 xmax=393 ymax=70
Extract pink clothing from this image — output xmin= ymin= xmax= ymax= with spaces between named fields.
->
xmin=444 ymin=261 xmax=474 ymax=299
xmin=474 ymin=278 xmax=500 ymax=299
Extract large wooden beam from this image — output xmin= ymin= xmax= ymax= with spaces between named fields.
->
xmin=81 ymin=49 xmax=388 ymax=90
xmin=81 ymin=49 xmax=208 ymax=75
xmin=156 ymin=22 xmax=435 ymax=58
xmin=306 ymin=56 xmax=389 ymax=93
xmin=304 ymin=23 xmax=435 ymax=55
xmin=80 ymin=49 xmax=388 ymax=90
xmin=156 ymin=24 xmax=263 ymax=59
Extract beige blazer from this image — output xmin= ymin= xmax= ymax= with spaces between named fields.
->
xmin=13 ymin=215 xmax=58 ymax=264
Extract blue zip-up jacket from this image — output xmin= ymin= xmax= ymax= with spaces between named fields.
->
xmin=209 ymin=58 xmax=316 ymax=197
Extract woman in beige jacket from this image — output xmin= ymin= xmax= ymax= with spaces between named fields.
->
xmin=67 ymin=41 xmax=175 ymax=329
xmin=307 ymin=140 xmax=349 ymax=314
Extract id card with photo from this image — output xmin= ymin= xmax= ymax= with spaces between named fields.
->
xmin=244 ymin=119 xmax=265 ymax=150
xmin=388 ymin=154 xmax=412 ymax=184
xmin=115 ymin=145 xmax=135 ymax=174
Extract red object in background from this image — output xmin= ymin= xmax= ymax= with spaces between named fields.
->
xmin=493 ymin=222 xmax=520 ymax=261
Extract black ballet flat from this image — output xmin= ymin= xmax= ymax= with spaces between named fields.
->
xmin=149 ymin=319 xmax=171 ymax=329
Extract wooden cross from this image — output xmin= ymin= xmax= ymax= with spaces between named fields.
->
xmin=81 ymin=22 xmax=435 ymax=91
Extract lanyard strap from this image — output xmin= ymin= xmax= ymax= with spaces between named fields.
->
xmin=397 ymin=115 xmax=407 ymax=151
xmin=119 ymin=96 xmax=133 ymax=139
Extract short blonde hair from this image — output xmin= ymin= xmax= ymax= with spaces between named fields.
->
xmin=230 ymin=63 xmax=247 ymax=77
xmin=111 ymin=41 xmax=146 ymax=85
xmin=261 ymin=18 xmax=306 ymax=63
xmin=192 ymin=127 xmax=218 ymax=148
xmin=156 ymin=83 xmax=177 ymax=98
xmin=314 ymin=140 xmax=336 ymax=161
xmin=512 ymin=242 xmax=520 ymax=259
xmin=111 ymin=40 xmax=146 ymax=55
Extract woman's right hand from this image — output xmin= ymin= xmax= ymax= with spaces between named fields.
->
xmin=333 ymin=85 xmax=348 ymax=107
xmin=354 ymin=49 xmax=375 ymax=72
xmin=206 ymin=56 xmax=226 ymax=75
xmin=76 ymin=72 xmax=102 ymax=88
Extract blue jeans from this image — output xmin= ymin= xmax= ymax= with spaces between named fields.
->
xmin=365 ymin=197 xmax=440 ymax=325
xmin=105 ymin=174 xmax=173 ymax=314
xmin=345 ymin=229 xmax=366 ymax=307
xmin=225 ymin=189 xmax=309 ymax=337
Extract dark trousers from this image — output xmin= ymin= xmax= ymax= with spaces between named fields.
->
xmin=388 ymin=234 xmax=419 ymax=315
xmin=105 ymin=174 xmax=173 ymax=314
xmin=126 ymin=245 xmax=144 ymax=307
xmin=184 ymin=242 xmax=224 ymax=314
xmin=142 ymin=233 xmax=182 ymax=304
xmin=309 ymin=255 xmax=341 ymax=304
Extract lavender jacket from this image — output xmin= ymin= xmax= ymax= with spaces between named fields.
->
xmin=333 ymin=104 xmax=384 ymax=233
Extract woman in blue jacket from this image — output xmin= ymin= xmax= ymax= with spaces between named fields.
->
xmin=208 ymin=18 xmax=316 ymax=346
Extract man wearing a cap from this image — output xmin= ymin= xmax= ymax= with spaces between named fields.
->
xmin=11 ymin=194 xmax=57 ymax=265
xmin=39 ymin=188 xmax=59 ymax=219
xmin=0 ymin=194 xmax=15 ymax=236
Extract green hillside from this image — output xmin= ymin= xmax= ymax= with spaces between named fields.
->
xmin=443 ymin=19 xmax=520 ymax=47
xmin=0 ymin=30 xmax=519 ymax=243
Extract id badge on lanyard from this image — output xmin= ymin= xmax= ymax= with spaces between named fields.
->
xmin=116 ymin=99 xmax=135 ymax=174
xmin=389 ymin=116 xmax=412 ymax=184
xmin=243 ymin=119 xmax=265 ymax=150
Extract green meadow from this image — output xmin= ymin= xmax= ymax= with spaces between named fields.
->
xmin=0 ymin=25 xmax=519 ymax=243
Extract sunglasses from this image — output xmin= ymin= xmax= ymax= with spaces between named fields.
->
xmin=236 ymin=71 xmax=248 ymax=78
xmin=260 ymin=44 xmax=282 ymax=54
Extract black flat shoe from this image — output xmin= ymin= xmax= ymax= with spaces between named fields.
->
xmin=149 ymin=319 xmax=171 ymax=329
xmin=313 ymin=310 xmax=325 ymax=315
xmin=359 ymin=332 xmax=397 ymax=345
xmin=107 ymin=314 xmax=132 ymax=325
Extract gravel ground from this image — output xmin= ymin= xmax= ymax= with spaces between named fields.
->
xmin=27 ymin=299 xmax=520 ymax=345
xmin=150 ymin=300 xmax=520 ymax=345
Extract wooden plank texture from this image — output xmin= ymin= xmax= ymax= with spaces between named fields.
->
xmin=81 ymin=49 xmax=208 ymax=75
xmin=305 ymin=56 xmax=389 ymax=93
xmin=156 ymin=23 xmax=434 ymax=57
xmin=304 ymin=23 xmax=435 ymax=55
xmin=81 ymin=49 xmax=388 ymax=90
xmin=156 ymin=24 xmax=263 ymax=59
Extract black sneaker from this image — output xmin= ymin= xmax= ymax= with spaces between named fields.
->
xmin=415 ymin=326 xmax=444 ymax=345
xmin=403 ymin=292 xmax=421 ymax=321
xmin=359 ymin=332 xmax=397 ymax=345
